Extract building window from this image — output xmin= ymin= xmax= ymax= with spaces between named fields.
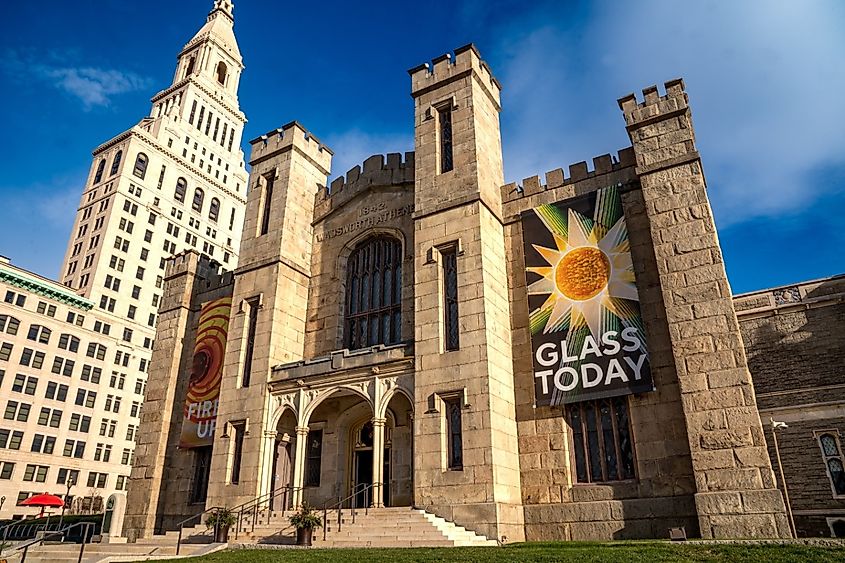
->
xmin=304 ymin=429 xmax=323 ymax=487
xmin=216 ymin=61 xmax=227 ymax=86
xmin=442 ymin=247 xmax=459 ymax=351
xmin=0 ymin=462 xmax=13 ymax=480
xmin=567 ymin=397 xmax=635 ymax=483
xmin=818 ymin=432 xmax=845 ymax=497
xmin=110 ymin=150 xmax=122 ymax=176
xmin=0 ymin=314 xmax=20 ymax=335
xmin=230 ymin=422 xmax=246 ymax=484
xmin=188 ymin=100 xmax=197 ymax=123
xmin=26 ymin=324 xmax=51 ymax=344
xmin=133 ymin=153 xmax=148 ymax=179
xmin=438 ymin=105 xmax=453 ymax=173
xmin=175 ymin=178 xmax=187 ymax=203
xmin=241 ymin=298 xmax=259 ymax=388
xmin=344 ymin=236 xmax=402 ymax=350
xmin=259 ymin=174 xmax=274 ymax=236
xmin=93 ymin=159 xmax=106 ymax=184
xmin=443 ymin=396 xmax=463 ymax=470
xmin=209 ymin=198 xmax=220 ymax=222
xmin=192 ymin=188 xmax=205 ymax=212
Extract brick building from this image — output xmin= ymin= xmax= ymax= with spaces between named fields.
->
xmin=124 ymin=42 xmax=841 ymax=542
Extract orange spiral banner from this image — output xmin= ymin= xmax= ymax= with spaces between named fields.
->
xmin=179 ymin=297 xmax=232 ymax=448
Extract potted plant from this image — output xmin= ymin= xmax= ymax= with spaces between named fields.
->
xmin=289 ymin=503 xmax=322 ymax=546
xmin=205 ymin=507 xmax=237 ymax=543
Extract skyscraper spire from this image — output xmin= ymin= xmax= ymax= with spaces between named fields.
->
xmin=209 ymin=0 xmax=234 ymax=22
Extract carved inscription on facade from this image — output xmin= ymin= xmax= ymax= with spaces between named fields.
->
xmin=316 ymin=204 xmax=414 ymax=242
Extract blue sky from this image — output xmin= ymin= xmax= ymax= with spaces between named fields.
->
xmin=1 ymin=0 xmax=843 ymax=293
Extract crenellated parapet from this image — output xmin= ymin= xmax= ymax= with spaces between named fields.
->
xmin=314 ymin=152 xmax=414 ymax=220
xmin=409 ymin=43 xmax=501 ymax=106
xmin=248 ymin=120 xmax=332 ymax=175
xmin=163 ymin=250 xmax=234 ymax=295
xmin=500 ymin=147 xmax=636 ymax=208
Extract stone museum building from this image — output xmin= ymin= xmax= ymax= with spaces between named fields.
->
xmin=123 ymin=15 xmax=845 ymax=542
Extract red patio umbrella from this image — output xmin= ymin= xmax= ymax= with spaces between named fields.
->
xmin=20 ymin=493 xmax=64 ymax=517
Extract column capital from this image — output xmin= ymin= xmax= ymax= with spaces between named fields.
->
xmin=263 ymin=430 xmax=278 ymax=439
xmin=371 ymin=417 xmax=387 ymax=428
xmin=294 ymin=426 xmax=310 ymax=436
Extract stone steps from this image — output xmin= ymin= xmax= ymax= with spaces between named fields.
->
xmin=8 ymin=538 xmax=216 ymax=562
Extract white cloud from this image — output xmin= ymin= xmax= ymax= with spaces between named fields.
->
xmin=493 ymin=0 xmax=845 ymax=225
xmin=2 ymin=50 xmax=152 ymax=110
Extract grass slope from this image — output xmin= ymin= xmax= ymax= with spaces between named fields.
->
xmin=172 ymin=541 xmax=845 ymax=562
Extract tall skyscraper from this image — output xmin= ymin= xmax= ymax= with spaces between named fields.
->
xmin=0 ymin=0 xmax=248 ymax=519
xmin=59 ymin=0 xmax=248 ymax=403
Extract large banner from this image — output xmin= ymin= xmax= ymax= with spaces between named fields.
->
xmin=521 ymin=185 xmax=654 ymax=406
xmin=179 ymin=297 xmax=231 ymax=448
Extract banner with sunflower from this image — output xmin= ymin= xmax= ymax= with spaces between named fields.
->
xmin=521 ymin=185 xmax=654 ymax=406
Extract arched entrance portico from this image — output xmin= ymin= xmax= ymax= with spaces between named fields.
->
xmin=266 ymin=347 xmax=415 ymax=510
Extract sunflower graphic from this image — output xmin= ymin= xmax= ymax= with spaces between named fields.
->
xmin=522 ymin=185 xmax=650 ymax=405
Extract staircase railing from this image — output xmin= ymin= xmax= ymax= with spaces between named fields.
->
xmin=2 ymin=521 xmax=95 ymax=563
xmin=322 ymin=482 xmax=382 ymax=541
xmin=174 ymin=484 xmax=303 ymax=554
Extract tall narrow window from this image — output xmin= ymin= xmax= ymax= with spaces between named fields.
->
xmin=175 ymin=178 xmax=187 ymax=203
xmin=192 ymin=188 xmax=205 ymax=212
xmin=110 ymin=150 xmax=123 ymax=176
xmin=205 ymin=111 xmax=213 ymax=136
xmin=185 ymin=56 xmax=196 ymax=76
xmin=568 ymin=397 xmax=635 ymax=483
xmin=444 ymin=397 xmax=463 ymax=470
xmin=439 ymin=106 xmax=453 ymax=173
xmin=188 ymin=100 xmax=197 ymax=124
xmin=230 ymin=422 xmax=245 ymax=484
xmin=191 ymin=446 xmax=212 ymax=503
xmin=132 ymin=153 xmax=148 ymax=180
xmin=228 ymin=129 xmax=235 ymax=151
xmin=220 ymin=123 xmax=228 ymax=147
xmin=259 ymin=175 xmax=274 ymax=236
xmin=304 ymin=430 xmax=323 ymax=487
xmin=209 ymin=198 xmax=220 ymax=222
xmin=241 ymin=298 xmax=259 ymax=387
xmin=197 ymin=106 xmax=205 ymax=130
xmin=93 ymin=159 xmax=106 ymax=184
xmin=818 ymin=433 xmax=845 ymax=496
xmin=344 ymin=236 xmax=402 ymax=349
xmin=442 ymin=247 xmax=459 ymax=351
xmin=216 ymin=61 xmax=227 ymax=86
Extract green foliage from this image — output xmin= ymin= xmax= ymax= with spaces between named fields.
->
xmin=168 ymin=541 xmax=845 ymax=563
xmin=204 ymin=508 xmax=238 ymax=529
xmin=288 ymin=503 xmax=322 ymax=530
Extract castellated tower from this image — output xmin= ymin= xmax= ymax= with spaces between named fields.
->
xmin=618 ymin=82 xmax=791 ymax=538
xmin=205 ymin=123 xmax=332 ymax=508
xmin=409 ymin=45 xmax=525 ymax=542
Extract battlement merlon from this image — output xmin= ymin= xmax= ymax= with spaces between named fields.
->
xmin=408 ymin=43 xmax=501 ymax=108
xmin=316 ymin=152 xmax=415 ymax=205
xmin=248 ymin=120 xmax=333 ymax=175
xmin=163 ymin=249 xmax=233 ymax=288
xmin=617 ymin=78 xmax=699 ymax=175
xmin=617 ymin=78 xmax=689 ymax=131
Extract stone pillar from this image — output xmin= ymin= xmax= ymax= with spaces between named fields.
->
xmin=618 ymin=80 xmax=790 ymax=539
xmin=291 ymin=426 xmax=309 ymax=508
xmin=260 ymin=430 xmax=277 ymax=504
xmin=371 ymin=417 xmax=387 ymax=508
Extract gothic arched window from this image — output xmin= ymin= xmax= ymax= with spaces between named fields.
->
xmin=192 ymin=188 xmax=205 ymax=212
xmin=209 ymin=198 xmax=220 ymax=222
xmin=186 ymin=56 xmax=196 ymax=77
xmin=344 ymin=236 xmax=402 ymax=350
xmin=175 ymin=178 xmax=187 ymax=203
xmin=93 ymin=159 xmax=106 ymax=184
xmin=110 ymin=150 xmax=122 ymax=176
xmin=132 ymin=153 xmax=148 ymax=180
xmin=216 ymin=62 xmax=227 ymax=86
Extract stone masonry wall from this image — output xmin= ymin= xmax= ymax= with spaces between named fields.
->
xmin=503 ymin=151 xmax=699 ymax=540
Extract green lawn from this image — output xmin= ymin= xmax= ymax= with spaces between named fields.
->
xmin=173 ymin=541 xmax=845 ymax=562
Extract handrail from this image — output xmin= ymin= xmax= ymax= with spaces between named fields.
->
xmin=176 ymin=484 xmax=301 ymax=554
xmin=0 ymin=517 xmax=82 ymax=546
xmin=322 ymin=482 xmax=381 ymax=541
xmin=5 ymin=521 xmax=94 ymax=563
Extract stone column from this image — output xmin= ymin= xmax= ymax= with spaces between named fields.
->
xmin=371 ymin=418 xmax=387 ymax=507
xmin=291 ymin=426 xmax=309 ymax=508
xmin=618 ymin=79 xmax=790 ymax=539
xmin=260 ymin=430 xmax=277 ymax=508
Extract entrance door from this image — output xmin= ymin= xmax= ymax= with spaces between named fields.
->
xmin=270 ymin=441 xmax=292 ymax=510
xmin=353 ymin=450 xmax=373 ymax=508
